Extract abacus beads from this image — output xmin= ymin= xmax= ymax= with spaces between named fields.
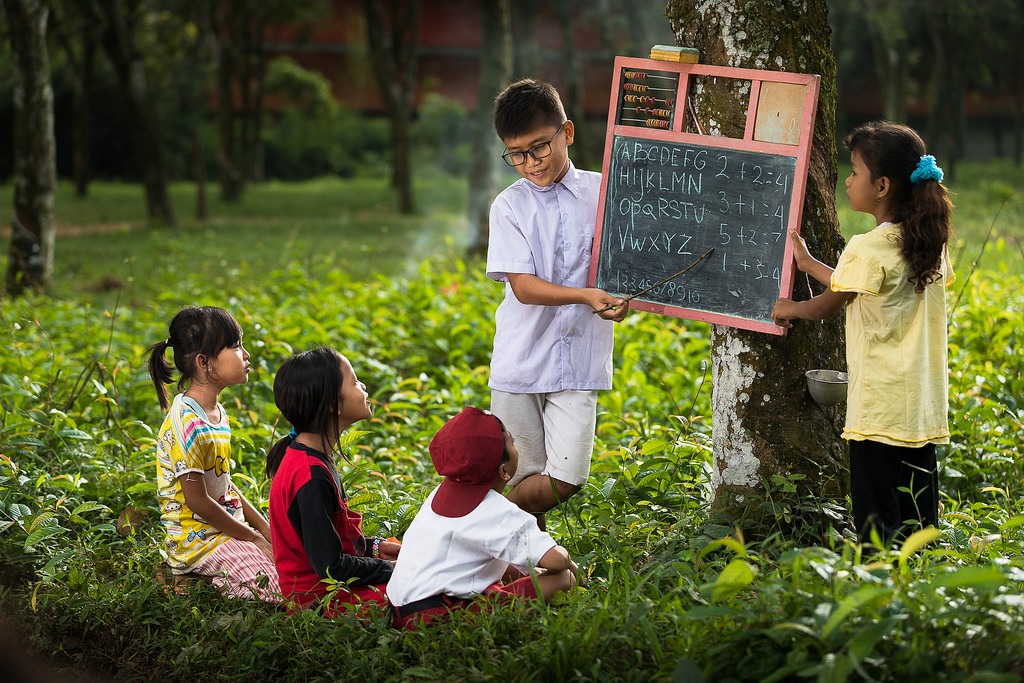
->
xmin=623 ymin=94 xmax=674 ymax=107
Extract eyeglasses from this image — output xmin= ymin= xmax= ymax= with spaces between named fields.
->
xmin=501 ymin=122 xmax=567 ymax=167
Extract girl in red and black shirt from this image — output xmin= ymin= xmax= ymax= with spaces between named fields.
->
xmin=267 ymin=347 xmax=399 ymax=617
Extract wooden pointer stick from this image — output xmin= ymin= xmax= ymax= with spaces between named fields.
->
xmin=593 ymin=248 xmax=715 ymax=314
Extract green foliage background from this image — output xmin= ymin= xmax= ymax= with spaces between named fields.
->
xmin=0 ymin=172 xmax=1022 ymax=681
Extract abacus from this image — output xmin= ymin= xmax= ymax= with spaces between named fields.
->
xmin=617 ymin=69 xmax=680 ymax=130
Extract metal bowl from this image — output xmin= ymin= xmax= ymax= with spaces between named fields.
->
xmin=805 ymin=369 xmax=848 ymax=406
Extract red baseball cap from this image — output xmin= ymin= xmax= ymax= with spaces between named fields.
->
xmin=429 ymin=406 xmax=505 ymax=518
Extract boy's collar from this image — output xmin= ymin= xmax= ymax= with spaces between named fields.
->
xmin=525 ymin=160 xmax=580 ymax=195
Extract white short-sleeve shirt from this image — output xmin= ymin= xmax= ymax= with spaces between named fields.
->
xmin=386 ymin=488 xmax=558 ymax=607
xmin=486 ymin=162 xmax=614 ymax=393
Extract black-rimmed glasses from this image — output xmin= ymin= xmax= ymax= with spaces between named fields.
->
xmin=501 ymin=122 xmax=567 ymax=167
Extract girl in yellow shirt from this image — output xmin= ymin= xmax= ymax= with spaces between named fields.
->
xmin=772 ymin=121 xmax=954 ymax=547
xmin=149 ymin=305 xmax=280 ymax=601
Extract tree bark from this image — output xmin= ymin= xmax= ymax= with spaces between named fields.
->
xmin=51 ymin=0 xmax=97 ymax=198
xmin=466 ymin=0 xmax=512 ymax=256
xmin=556 ymin=2 xmax=589 ymax=169
xmin=666 ymin=0 xmax=848 ymax=538
xmin=212 ymin=0 xmax=245 ymax=201
xmin=95 ymin=0 xmax=175 ymax=226
xmin=861 ymin=0 xmax=911 ymax=123
xmin=3 ymin=0 xmax=57 ymax=296
xmin=362 ymin=0 xmax=420 ymax=215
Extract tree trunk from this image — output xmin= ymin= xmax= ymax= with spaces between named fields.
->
xmin=3 ymin=0 xmax=57 ymax=296
xmin=666 ymin=0 xmax=848 ymax=540
xmin=362 ymin=0 xmax=420 ymax=215
xmin=556 ymin=2 xmax=588 ymax=169
xmin=861 ymin=0 xmax=910 ymax=123
xmin=925 ymin=5 xmax=964 ymax=180
xmin=194 ymin=129 xmax=208 ymax=221
xmin=96 ymin=0 xmax=175 ymax=226
xmin=213 ymin=0 xmax=245 ymax=202
xmin=1016 ymin=0 xmax=1024 ymax=166
xmin=246 ymin=11 xmax=268 ymax=184
xmin=52 ymin=0 xmax=97 ymax=198
xmin=510 ymin=0 xmax=538 ymax=78
xmin=466 ymin=0 xmax=512 ymax=256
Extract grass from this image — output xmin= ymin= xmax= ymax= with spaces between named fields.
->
xmin=0 ymin=174 xmax=470 ymax=301
xmin=0 ymin=166 xmax=1023 ymax=681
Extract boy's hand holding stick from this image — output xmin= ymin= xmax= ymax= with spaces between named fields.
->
xmin=593 ymin=248 xmax=715 ymax=314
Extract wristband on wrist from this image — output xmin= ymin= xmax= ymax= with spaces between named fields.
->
xmin=371 ymin=537 xmax=381 ymax=559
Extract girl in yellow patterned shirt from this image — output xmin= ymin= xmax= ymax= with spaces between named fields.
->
xmin=772 ymin=121 xmax=954 ymax=547
xmin=148 ymin=305 xmax=280 ymax=601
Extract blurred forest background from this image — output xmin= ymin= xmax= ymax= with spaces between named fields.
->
xmin=1 ymin=0 xmax=1020 ymax=218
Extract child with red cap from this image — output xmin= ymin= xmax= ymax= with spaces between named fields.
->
xmin=386 ymin=406 xmax=578 ymax=629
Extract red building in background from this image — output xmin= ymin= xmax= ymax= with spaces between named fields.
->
xmin=263 ymin=0 xmax=667 ymax=118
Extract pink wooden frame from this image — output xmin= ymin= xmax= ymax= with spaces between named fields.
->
xmin=589 ymin=56 xmax=820 ymax=335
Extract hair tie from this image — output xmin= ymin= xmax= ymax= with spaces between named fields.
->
xmin=164 ymin=338 xmax=172 ymax=348
xmin=288 ymin=428 xmax=297 ymax=440
xmin=910 ymin=154 xmax=943 ymax=184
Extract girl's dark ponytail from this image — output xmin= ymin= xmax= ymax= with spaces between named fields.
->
xmin=266 ymin=434 xmax=293 ymax=477
xmin=146 ymin=339 xmax=174 ymax=411
xmin=901 ymin=180 xmax=953 ymax=292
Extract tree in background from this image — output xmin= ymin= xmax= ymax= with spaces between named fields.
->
xmin=204 ymin=0 xmax=326 ymax=201
xmin=923 ymin=1 xmax=993 ymax=180
xmin=163 ymin=0 xmax=218 ymax=219
xmin=859 ymin=0 xmax=916 ymax=124
xmin=1006 ymin=0 xmax=1024 ymax=165
xmin=666 ymin=0 xmax=848 ymax=539
xmin=829 ymin=0 xmax=1024 ymax=168
xmin=208 ymin=0 xmax=264 ymax=201
xmin=466 ymin=0 xmax=512 ymax=255
xmin=555 ymin=2 xmax=589 ymax=170
xmin=87 ymin=0 xmax=175 ymax=226
xmin=50 ymin=0 xmax=100 ymax=198
xmin=3 ymin=0 xmax=57 ymax=295
xmin=362 ymin=0 xmax=420 ymax=214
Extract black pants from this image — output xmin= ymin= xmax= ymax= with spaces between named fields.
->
xmin=849 ymin=440 xmax=938 ymax=546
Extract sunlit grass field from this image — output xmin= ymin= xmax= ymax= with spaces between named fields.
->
xmin=0 ymin=174 xmax=470 ymax=302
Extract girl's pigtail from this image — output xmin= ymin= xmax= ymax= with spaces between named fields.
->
xmin=903 ymin=167 xmax=954 ymax=293
xmin=146 ymin=339 xmax=175 ymax=411
xmin=266 ymin=432 xmax=295 ymax=478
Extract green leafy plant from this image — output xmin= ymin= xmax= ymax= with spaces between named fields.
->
xmin=0 ymin=175 xmax=1022 ymax=681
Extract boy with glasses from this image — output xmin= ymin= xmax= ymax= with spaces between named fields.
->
xmin=486 ymin=79 xmax=629 ymax=528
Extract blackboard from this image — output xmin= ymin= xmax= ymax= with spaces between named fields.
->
xmin=589 ymin=57 xmax=820 ymax=335
xmin=596 ymin=136 xmax=796 ymax=323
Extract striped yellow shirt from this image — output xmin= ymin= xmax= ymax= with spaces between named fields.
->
xmin=155 ymin=394 xmax=244 ymax=571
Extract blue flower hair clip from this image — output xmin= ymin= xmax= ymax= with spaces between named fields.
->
xmin=910 ymin=154 xmax=943 ymax=184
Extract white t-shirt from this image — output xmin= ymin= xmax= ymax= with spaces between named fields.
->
xmin=831 ymin=222 xmax=954 ymax=447
xmin=386 ymin=488 xmax=558 ymax=607
xmin=486 ymin=162 xmax=614 ymax=393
